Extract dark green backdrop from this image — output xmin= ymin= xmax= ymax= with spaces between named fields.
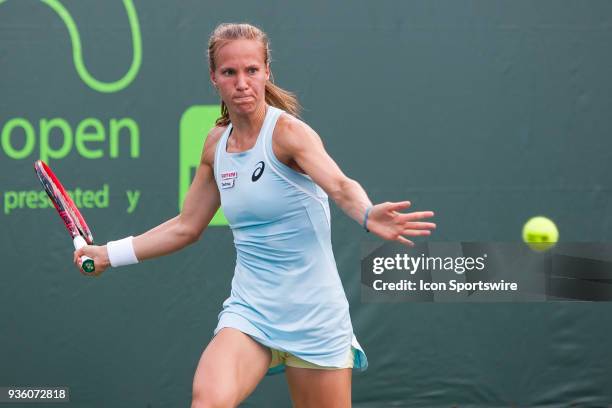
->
xmin=1 ymin=1 xmax=611 ymax=407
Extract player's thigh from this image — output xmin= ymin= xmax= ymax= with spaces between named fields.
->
xmin=192 ymin=327 xmax=271 ymax=408
xmin=285 ymin=366 xmax=352 ymax=408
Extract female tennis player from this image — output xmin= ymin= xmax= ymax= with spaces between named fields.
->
xmin=74 ymin=23 xmax=436 ymax=408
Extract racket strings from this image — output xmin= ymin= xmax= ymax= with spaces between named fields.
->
xmin=35 ymin=160 xmax=94 ymax=244
xmin=54 ymin=183 xmax=86 ymax=236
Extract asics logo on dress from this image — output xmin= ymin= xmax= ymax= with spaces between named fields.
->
xmin=252 ymin=161 xmax=265 ymax=182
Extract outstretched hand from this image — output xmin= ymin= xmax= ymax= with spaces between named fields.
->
xmin=366 ymin=201 xmax=436 ymax=247
xmin=73 ymin=244 xmax=110 ymax=277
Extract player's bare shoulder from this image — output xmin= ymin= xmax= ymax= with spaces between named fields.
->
xmin=201 ymin=125 xmax=226 ymax=167
xmin=273 ymin=113 xmax=321 ymax=158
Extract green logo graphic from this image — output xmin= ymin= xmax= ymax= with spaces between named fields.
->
xmin=1 ymin=0 xmax=142 ymax=93
xmin=179 ymin=106 xmax=228 ymax=226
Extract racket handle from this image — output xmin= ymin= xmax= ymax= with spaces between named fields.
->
xmin=73 ymin=236 xmax=95 ymax=274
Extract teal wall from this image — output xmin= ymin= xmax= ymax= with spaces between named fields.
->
xmin=1 ymin=1 xmax=611 ymax=406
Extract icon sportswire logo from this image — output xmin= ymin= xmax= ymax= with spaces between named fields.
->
xmin=0 ymin=0 xmax=142 ymax=93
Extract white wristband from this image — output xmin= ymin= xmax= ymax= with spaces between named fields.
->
xmin=106 ymin=236 xmax=139 ymax=267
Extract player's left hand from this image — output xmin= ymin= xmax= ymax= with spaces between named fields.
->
xmin=367 ymin=201 xmax=435 ymax=247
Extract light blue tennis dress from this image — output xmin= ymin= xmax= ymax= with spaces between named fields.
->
xmin=212 ymin=105 xmax=368 ymax=375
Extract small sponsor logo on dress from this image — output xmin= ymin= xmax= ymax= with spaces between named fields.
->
xmin=221 ymin=171 xmax=238 ymax=180
xmin=221 ymin=179 xmax=235 ymax=189
xmin=252 ymin=161 xmax=265 ymax=182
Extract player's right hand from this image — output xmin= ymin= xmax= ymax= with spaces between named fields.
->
xmin=73 ymin=245 xmax=111 ymax=277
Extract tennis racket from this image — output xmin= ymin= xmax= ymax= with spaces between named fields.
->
xmin=34 ymin=160 xmax=96 ymax=274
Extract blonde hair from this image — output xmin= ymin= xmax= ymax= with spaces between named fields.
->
xmin=207 ymin=23 xmax=301 ymax=127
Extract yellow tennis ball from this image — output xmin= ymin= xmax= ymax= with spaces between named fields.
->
xmin=522 ymin=216 xmax=559 ymax=251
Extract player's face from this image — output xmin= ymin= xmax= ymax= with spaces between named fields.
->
xmin=211 ymin=39 xmax=270 ymax=115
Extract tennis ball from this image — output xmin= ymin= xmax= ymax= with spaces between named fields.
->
xmin=522 ymin=216 xmax=559 ymax=252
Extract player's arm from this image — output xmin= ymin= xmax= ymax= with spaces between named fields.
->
xmin=130 ymin=128 xmax=222 ymax=260
xmin=74 ymin=127 xmax=222 ymax=272
xmin=273 ymin=115 xmax=435 ymax=246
